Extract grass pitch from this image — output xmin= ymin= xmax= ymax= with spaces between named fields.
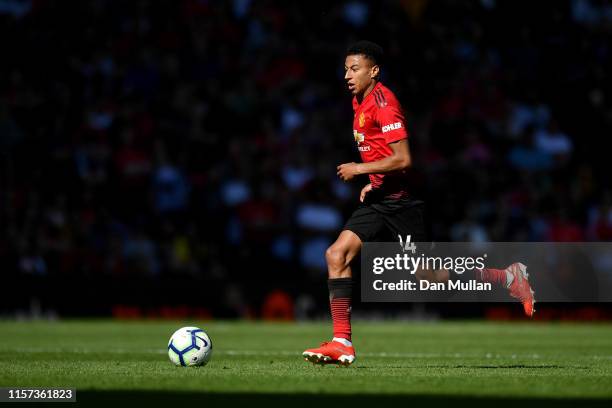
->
xmin=0 ymin=320 xmax=611 ymax=407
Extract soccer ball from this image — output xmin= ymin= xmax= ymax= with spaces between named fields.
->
xmin=167 ymin=326 xmax=213 ymax=367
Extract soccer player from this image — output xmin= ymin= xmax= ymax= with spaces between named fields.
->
xmin=302 ymin=41 xmax=535 ymax=367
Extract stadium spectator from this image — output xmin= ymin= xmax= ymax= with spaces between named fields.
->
xmin=1 ymin=0 xmax=608 ymax=316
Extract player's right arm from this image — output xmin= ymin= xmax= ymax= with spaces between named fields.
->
xmin=337 ymin=139 xmax=412 ymax=181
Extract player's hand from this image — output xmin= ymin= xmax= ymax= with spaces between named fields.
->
xmin=359 ymin=183 xmax=372 ymax=202
xmin=337 ymin=162 xmax=362 ymax=181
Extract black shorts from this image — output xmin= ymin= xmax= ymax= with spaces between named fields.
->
xmin=343 ymin=197 xmax=428 ymax=243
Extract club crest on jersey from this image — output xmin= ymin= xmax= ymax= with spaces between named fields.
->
xmin=359 ymin=112 xmax=366 ymax=128
xmin=353 ymin=129 xmax=365 ymax=143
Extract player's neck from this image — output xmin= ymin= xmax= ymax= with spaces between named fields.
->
xmin=356 ymin=80 xmax=378 ymax=104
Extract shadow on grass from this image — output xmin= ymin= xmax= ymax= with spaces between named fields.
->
xmin=75 ymin=390 xmax=612 ymax=408
xmin=354 ymin=364 xmax=586 ymax=369
xmin=452 ymin=365 xmax=587 ymax=369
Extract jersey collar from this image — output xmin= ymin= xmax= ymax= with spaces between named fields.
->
xmin=353 ymin=81 xmax=382 ymax=109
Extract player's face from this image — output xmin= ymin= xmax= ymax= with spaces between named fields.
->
xmin=344 ymin=54 xmax=379 ymax=96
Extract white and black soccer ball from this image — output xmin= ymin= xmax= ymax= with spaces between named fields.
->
xmin=167 ymin=326 xmax=213 ymax=367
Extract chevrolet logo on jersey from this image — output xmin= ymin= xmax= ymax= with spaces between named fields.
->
xmin=353 ymin=130 xmax=365 ymax=143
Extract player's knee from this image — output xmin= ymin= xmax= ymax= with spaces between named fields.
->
xmin=325 ymin=246 xmax=347 ymax=272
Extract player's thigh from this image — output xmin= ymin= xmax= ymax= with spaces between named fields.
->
xmin=382 ymin=203 xmax=429 ymax=242
xmin=343 ymin=205 xmax=387 ymax=243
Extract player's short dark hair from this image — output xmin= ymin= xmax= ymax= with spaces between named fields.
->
xmin=346 ymin=40 xmax=384 ymax=66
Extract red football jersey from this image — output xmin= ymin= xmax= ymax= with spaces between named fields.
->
xmin=352 ymin=82 xmax=409 ymax=198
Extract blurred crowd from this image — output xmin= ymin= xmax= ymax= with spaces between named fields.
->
xmin=1 ymin=0 xmax=611 ymax=313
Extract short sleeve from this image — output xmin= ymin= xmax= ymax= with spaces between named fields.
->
xmin=376 ymin=104 xmax=408 ymax=144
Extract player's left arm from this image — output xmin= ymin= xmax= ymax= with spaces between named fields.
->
xmin=337 ymin=139 xmax=411 ymax=181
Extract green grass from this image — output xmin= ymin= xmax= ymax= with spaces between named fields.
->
xmin=0 ymin=320 xmax=611 ymax=407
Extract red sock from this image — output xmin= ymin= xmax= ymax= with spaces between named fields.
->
xmin=475 ymin=268 xmax=507 ymax=286
xmin=330 ymin=297 xmax=352 ymax=341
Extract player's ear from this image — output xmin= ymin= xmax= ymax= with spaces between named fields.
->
xmin=370 ymin=64 xmax=380 ymax=79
